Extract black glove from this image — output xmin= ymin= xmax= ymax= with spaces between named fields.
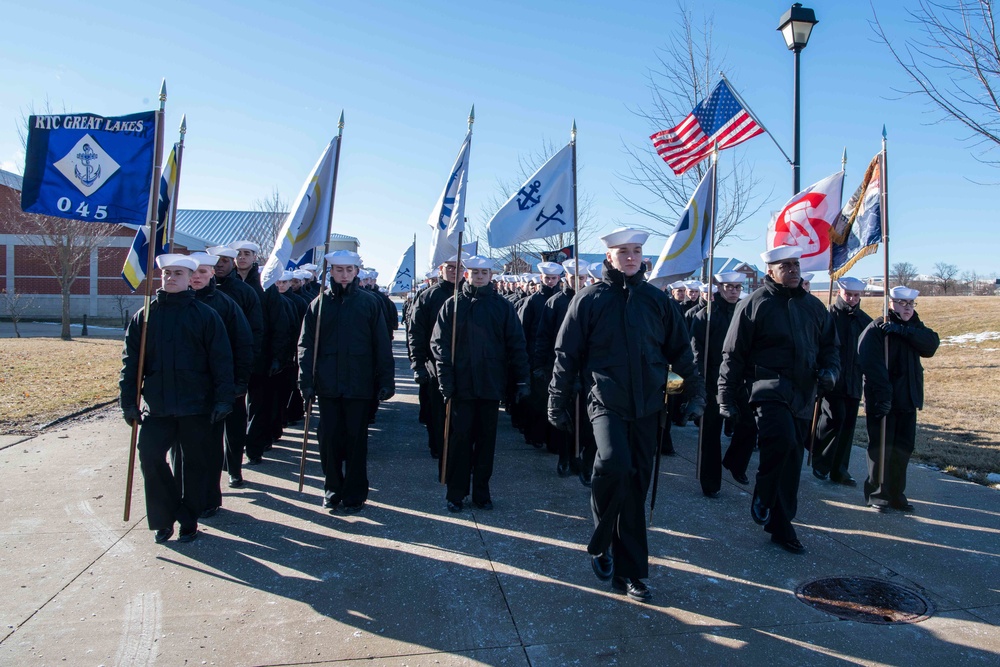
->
xmin=122 ymin=403 xmax=143 ymax=426
xmin=868 ymin=400 xmax=892 ymax=420
xmin=879 ymin=321 xmax=905 ymax=336
xmin=300 ymin=387 xmax=314 ymax=404
xmin=234 ymin=384 xmax=248 ymax=398
xmin=210 ymin=403 xmax=233 ymax=424
xmin=440 ymin=384 xmax=454 ymax=401
xmin=685 ymin=395 xmax=706 ymax=420
xmin=377 ymin=387 xmax=394 ymax=401
xmin=514 ymin=383 xmax=531 ymax=404
xmin=413 ymin=368 xmax=430 ymax=385
xmin=268 ymin=359 xmax=282 ymax=376
xmin=723 ymin=417 xmax=736 ymax=437
xmin=547 ymin=407 xmax=573 ymax=432
xmin=531 ymin=367 xmax=546 ymax=381
xmin=816 ymin=368 xmax=836 ymax=393
xmin=718 ymin=402 xmax=740 ymax=421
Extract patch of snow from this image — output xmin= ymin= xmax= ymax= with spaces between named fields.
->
xmin=940 ymin=331 xmax=1000 ymax=346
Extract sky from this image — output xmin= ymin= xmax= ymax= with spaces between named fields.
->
xmin=1 ymin=0 xmax=997 ymax=282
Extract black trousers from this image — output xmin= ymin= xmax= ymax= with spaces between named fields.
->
xmin=698 ymin=402 xmax=725 ymax=494
xmin=753 ymin=402 xmax=808 ymax=542
xmin=814 ymin=395 xmax=860 ymax=481
xmin=524 ymin=374 xmax=549 ymax=447
xmin=223 ymin=394 xmax=248 ymax=480
xmin=246 ymin=372 xmax=274 ymax=459
xmin=864 ymin=410 xmax=917 ymax=505
xmin=139 ymin=414 xmax=212 ymax=531
xmin=205 ymin=421 xmax=225 ymax=508
xmin=445 ymin=399 xmax=500 ymax=505
xmin=418 ymin=382 xmax=430 ymax=425
xmin=589 ymin=411 xmax=658 ymax=580
xmin=426 ymin=377 xmax=447 ymax=458
xmin=270 ymin=366 xmax=296 ymax=442
xmin=286 ymin=370 xmax=304 ymax=424
xmin=317 ymin=397 xmax=370 ymax=506
xmin=722 ymin=407 xmax=756 ymax=479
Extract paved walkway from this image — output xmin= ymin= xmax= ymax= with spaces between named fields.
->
xmin=1 ymin=334 xmax=998 ymax=666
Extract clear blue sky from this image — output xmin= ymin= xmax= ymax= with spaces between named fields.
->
xmin=1 ymin=0 xmax=995 ymax=280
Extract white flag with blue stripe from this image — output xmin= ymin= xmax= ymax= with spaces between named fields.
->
xmin=427 ymin=130 xmax=471 ymax=268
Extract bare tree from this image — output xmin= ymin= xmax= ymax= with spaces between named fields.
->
xmin=615 ymin=4 xmax=768 ymax=245
xmin=1 ymin=289 xmax=35 ymax=338
xmin=873 ymin=1 xmax=1000 ymax=167
xmin=473 ymin=139 xmax=599 ymax=270
xmin=890 ymin=261 xmax=919 ymax=287
xmin=933 ymin=261 xmax=960 ymax=294
xmin=248 ymin=187 xmax=288 ymax=258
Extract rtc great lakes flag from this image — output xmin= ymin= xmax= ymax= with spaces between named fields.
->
xmin=486 ymin=143 xmax=574 ymax=249
xmin=766 ymin=170 xmax=845 ymax=274
xmin=21 ymin=111 xmax=157 ymax=225
xmin=648 ymin=161 xmax=716 ymax=286
xmin=830 ymin=154 xmax=882 ymax=280
xmin=121 ymin=144 xmax=178 ymax=291
xmin=428 ymin=130 xmax=472 ymax=268
xmin=261 ymin=137 xmax=340 ymax=289
xmin=386 ymin=241 xmax=416 ymax=295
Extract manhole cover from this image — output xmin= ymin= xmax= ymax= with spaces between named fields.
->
xmin=796 ymin=577 xmax=933 ymax=624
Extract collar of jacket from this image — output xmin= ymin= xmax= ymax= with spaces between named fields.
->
xmin=241 ymin=262 xmax=262 ymax=285
xmin=561 ymin=284 xmax=576 ymax=298
xmin=195 ymin=278 xmax=217 ymax=299
xmin=763 ymin=275 xmax=806 ymax=299
xmin=888 ymin=309 xmax=921 ymax=326
xmin=833 ymin=295 xmax=858 ymax=314
xmin=540 ymin=283 xmax=557 ymax=299
xmin=461 ymin=281 xmax=494 ymax=299
xmin=602 ymin=259 xmax=647 ymax=290
xmin=155 ymin=288 xmax=196 ymax=305
xmin=328 ymin=276 xmax=359 ymax=299
xmin=712 ymin=292 xmax=737 ymax=313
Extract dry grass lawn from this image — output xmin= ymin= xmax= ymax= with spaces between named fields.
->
xmin=1 ymin=296 xmax=998 ymax=478
xmin=0 ymin=338 xmax=122 ymax=434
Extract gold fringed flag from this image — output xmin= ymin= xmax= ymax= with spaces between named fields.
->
xmin=830 ymin=154 xmax=882 ymax=280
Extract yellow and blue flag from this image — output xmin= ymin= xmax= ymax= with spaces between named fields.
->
xmin=830 ymin=155 xmax=882 ymax=280
xmin=121 ymin=145 xmax=177 ymax=291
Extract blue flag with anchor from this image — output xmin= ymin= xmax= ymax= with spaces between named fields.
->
xmin=486 ymin=143 xmax=574 ymax=248
xmin=21 ymin=111 xmax=157 ymax=225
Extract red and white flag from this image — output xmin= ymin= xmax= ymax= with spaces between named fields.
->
xmin=767 ymin=171 xmax=845 ymax=273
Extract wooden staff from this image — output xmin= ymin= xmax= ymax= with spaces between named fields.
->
xmin=298 ymin=113 xmax=345 ymax=493
xmin=124 ymin=80 xmax=168 ymax=522
xmin=570 ymin=120 xmax=581 ymax=460
xmin=878 ymin=128 xmax=890 ymax=489
xmin=165 ymin=115 xmax=186 ymax=252
xmin=694 ymin=145 xmax=719 ymax=482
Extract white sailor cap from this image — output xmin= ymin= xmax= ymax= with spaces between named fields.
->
xmin=324 ymin=250 xmax=362 ymax=266
xmin=562 ymin=258 xmax=589 ymax=273
xmin=426 ymin=269 xmax=440 ymax=279
xmin=684 ymin=280 xmax=702 ymax=290
xmin=229 ymin=240 xmax=260 ymax=254
xmin=537 ymin=261 xmax=565 ymax=276
xmin=600 ymin=227 xmax=649 ymax=248
xmin=155 ymin=253 xmax=198 ymax=272
xmin=443 ymin=252 xmax=471 ymax=264
xmin=464 ymin=255 xmax=495 ymax=270
xmin=667 ymin=281 xmax=684 ymax=290
xmin=890 ymin=285 xmax=919 ymax=300
xmin=278 ymin=270 xmax=295 ymax=282
xmin=588 ymin=264 xmax=604 ymax=280
xmin=760 ymin=245 xmax=803 ymax=264
xmin=301 ymin=263 xmax=319 ymax=273
xmin=369 ymin=270 xmax=379 ymax=279
xmin=292 ymin=270 xmax=312 ymax=280
xmin=714 ymin=271 xmax=743 ymax=284
xmin=531 ymin=276 xmax=541 ymax=284
xmin=207 ymin=245 xmax=238 ymax=259
xmin=357 ymin=269 xmax=370 ymax=280
xmin=188 ymin=252 xmax=219 ymax=267
xmin=800 ymin=272 xmax=815 ymax=282
xmin=837 ymin=276 xmax=866 ymax=292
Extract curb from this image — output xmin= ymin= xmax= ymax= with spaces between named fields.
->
xmin=40 ymin=399 xmax=117 ymax=431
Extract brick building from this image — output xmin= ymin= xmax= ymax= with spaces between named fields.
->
xmin=1 ymin=169 xmax=358 ymax=319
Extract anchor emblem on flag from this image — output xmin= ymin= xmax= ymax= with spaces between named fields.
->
xmin=74 ymin=143 xmax=102 ymax=187
xmin=517 ymin=180 xmax=542 ymax=210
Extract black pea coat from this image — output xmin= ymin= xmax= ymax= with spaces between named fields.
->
xmin=238 ymin=263 xmax=294 ymax=375
xmin=858 ymin=310 xmax=939 ymax=412
xmin=195 ymin=279 xmax=254 ymax=392
xmin=216 ymin=268 xmax=264 ymax=364
xmin=517 ymin=283 xmax=559 ymax=370
xmin=407 ymin=280 xmax=456 ymax=378
xmin=532 ymin=285 xmax=575 ymax=372
xmin=689 ymin=293 xmax=738 ymax=402
xmin=828 ymin=296 xmax=873 ymax=399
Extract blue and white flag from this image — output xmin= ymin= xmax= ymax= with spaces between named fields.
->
xmin=831 ymin=155 xmax=882 ymax=280
xmin=486 ymin=143 xmax=574 ymax=248
xmin=261 ymin=137 xmax=340 ymax=289
xmin=428 ymin=130 xmax=472 ymax=268
xmin=21 ymin=111 xmax=157 ymax=225
xmin=121 ymin=144 xmax=178 ymax=291
xmin=286 ymin=248 xmax=315 ymax=270
xmin=648 ymin=161 xmax=716 ymax=287
xmin=387 ymin=242 xmax=416 ymax=295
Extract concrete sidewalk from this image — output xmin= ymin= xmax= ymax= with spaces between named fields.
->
xmin=0 ymin=334 xmax=997 ymax=666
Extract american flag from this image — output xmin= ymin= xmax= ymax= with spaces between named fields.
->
xmin=651 ymin=79 xmax=764 ymax=175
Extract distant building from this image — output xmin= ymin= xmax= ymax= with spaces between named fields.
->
xmin=0 ymin=169 xmax=358 ymax=319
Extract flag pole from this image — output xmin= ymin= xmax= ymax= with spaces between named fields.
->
xmin=299 ymin=112 xmax=345 ymax=493
xmin=166 ymin=115 xmax=186 ymax=252
xmin=878 ymin=126 xmax=891 ymax=489
xmin=694 ymin=143 xmax=719 ymax=485
xmin=441 ymin=105 xmax=474 ymax=486
xmin=124 ymin=79 xmax=168 ymax=522
xmin=571 ymin=120 xmax=581 ymax=462
xmin=411 ymin=233 xmax=417 ymax=300
xmin=808 ymin=148 xmax=848 ymax=467
xmin=720 ymin=71 xmax=792 ymax=167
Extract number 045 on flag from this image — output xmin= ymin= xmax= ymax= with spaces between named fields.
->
xmin=21 ymin=111 xmax=157 ymax=225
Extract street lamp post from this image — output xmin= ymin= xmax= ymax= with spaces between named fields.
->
xmin=778 ymin=3 xmax=818 ymax=195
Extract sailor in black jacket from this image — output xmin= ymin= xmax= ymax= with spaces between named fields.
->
xmin=208 ymin=245 xmax=264 ymax=488
xmin=858 ymin=286 xmax=939 ymax=511
xmin=188 ymin=253 xmax=254 ymax=516
xmin=230 ymin=240 xmax=294 ymax=465
xmin=718 ymin=245 xmax=839 ymax=554
xmin=407 ymin=257 xmax=461 ymax=459
xmin=120 ymin=254 xmax=234 ymax=544
xmin=690 ymin=272 xmax=753 ymax=497
xmin=519 ymin=262 xmax=563 ymax=449
xmin=278 ymin=270 xmax=309 ymax=430
xmin=299 ymin=250 xmax=395 ymax=513
xmin=432 ymin=256 xmax=530 ymax=512
xmin=550 ymin=228 xmax=706 ymax=602
xmin=812 ymin=277 xmax=873 ymax=486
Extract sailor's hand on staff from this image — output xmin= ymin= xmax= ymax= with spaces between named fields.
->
xmin=718 ymin=402 xmax=740 ymax=421
xmin=123 ymin=404 xmax=143 ymax=426
xmin=547 ymin=407 xmax=573 ymax=432
xmin=815 ymin=368 xmax=836 ymax=393
xmin=440 ymin=383 xmax=454 ymax=401
xmin=868 ymin=400 xmax=892 ymax=420
xmin=413 ymin=368 xmax=430 ymax=385
xmin=301 ymin=387 xmax=314 ymax=404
